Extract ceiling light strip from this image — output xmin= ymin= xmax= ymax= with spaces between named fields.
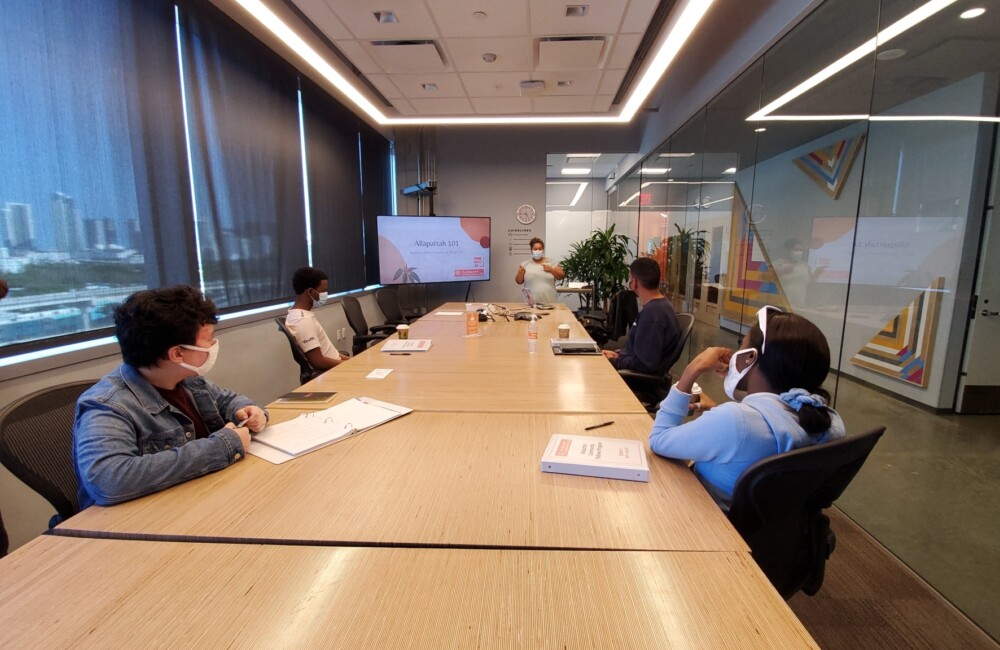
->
xmin=747 ymin=0 xmax=956 ymax=122
xmin=570 ymin=182 xmax=589 ymax=207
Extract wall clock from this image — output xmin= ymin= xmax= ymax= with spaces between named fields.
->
xmin=516 ymin=204 xmax=536 ymax=224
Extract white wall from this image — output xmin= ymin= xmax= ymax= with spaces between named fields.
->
xmin=0 ymin=293 xmax=386 ymax=552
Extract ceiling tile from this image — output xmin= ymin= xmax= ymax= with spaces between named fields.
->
xmin=621 ymin=0 xmax=659 ymax=34
xmin=592 ymin=95 xmax=615 ymax=112
xmin=427 ymin=0 xmax=529 ymax=38
xmin=325 ymin=0 xmax=441 ymax=40
xmin=391 ymin=73 xmax=467 ymax=99
xmin=471 ymin=97 xmax=533 ymax=114
xmin=295 ymin=0 xmax=353 ymax=40
xmin=408 ymin=97 xmax=476 ymax=115
xmin=533 ymin=70 xmax=602 ymax=95
xmin=537 ymin=39 xmax=607 ymax=70
xmin=529 ymin=0 xmax=627 ymax=36
xmin=531 ymin=95 xmax=593 ymax=113
xmin=366 ymin=74 xmax=404 ymax=99
xmin=606 ymin=33 xmax=642 ymax=69
xmin=598 ymin=69 xmax=626 ymax=96
xmin=445 ymin=37 xmax=533 ymax=72
xmin=366 ymin=42 xmax=449 ymax=73
xmin=336 ymin=40 xmax=383 ymax=74
xmin=391 ymin=98 xmax=417 ymax=115
xmin=460 ymin=72 xmax=536 ymax=97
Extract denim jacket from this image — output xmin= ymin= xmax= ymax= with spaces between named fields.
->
xmin=74 ymin=364 xmax=263 ymax=508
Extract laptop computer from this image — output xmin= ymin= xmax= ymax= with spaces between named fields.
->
xmin=550 ymin=338 xmax=602 ymax=355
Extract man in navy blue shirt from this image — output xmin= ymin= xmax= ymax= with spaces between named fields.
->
xmin=604 ymin=258 xmax=681 ymax=382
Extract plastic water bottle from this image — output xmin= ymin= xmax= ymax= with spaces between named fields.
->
xmin=527 ymin=314 xmax=538 ymax=354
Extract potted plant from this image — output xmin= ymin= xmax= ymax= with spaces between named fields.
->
xmin=560 ymin=225 xmax=633 ymax=312
xmin=666 ymin=224 xmax=710 ymax=299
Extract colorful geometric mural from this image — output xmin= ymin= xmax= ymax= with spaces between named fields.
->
xmin=721 ymin=186 xmax=791 ymax=323
xmin=793 ymin=133 xmax=866 ymax=199
xmin=851 ymin=277 xmax=944 ymax=388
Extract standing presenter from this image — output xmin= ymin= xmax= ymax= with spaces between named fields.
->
xmin=515 ymin=237 xmax=565 ymax=305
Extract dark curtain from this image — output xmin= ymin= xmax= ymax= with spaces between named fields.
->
xmin=300 ymin=77 xmax=366 ymax=293
xmin=360 ymin=126 xmax=393 ymax=286
xmin=176 ymin=1 xmax=307 ymax=308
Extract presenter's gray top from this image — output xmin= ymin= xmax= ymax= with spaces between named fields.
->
xmin=521 ymin=259 xmax=557 ymax=304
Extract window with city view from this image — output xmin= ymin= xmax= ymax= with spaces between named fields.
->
xmin=0 ymin=1 xmax=391 ymax=356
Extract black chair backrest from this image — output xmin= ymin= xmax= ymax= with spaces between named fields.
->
xmin=376 ymin=287 xmax=405 ymax=323
xmin=662 ymin=312 xmax=695 ymax=374
xmin=275 ymin=316 xmax=322 ymax=385
xmin=341 ymin=295 xmax=369 ymax=336
xmin=728 ymin=426 xmax=885 ymax=598
xmin=0 ymin=380 xmax=96 ymax=525
xmin=0 ymin=506 xmax=8 ymax=558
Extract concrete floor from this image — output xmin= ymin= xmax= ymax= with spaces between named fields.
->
xmin=678 ymin=321 xmax=1000 ymax=641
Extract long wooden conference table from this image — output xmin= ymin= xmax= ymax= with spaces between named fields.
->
xmin=0 ymin=302 xmax=816 ymax=647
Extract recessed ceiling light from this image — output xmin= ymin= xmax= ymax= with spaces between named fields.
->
xmin=472 ymin=11 xmax=488 ymax=19
xmin=422 ymin=83 xmax=437 ymax=91
xmin=566 ymin=153 xmax=600 ymax=158
xmin=723 ymin=167 xmax=736 ymax=173
xmin=557 ymin=80 xmax=573 ymax=88
xmin=658 ymin=152 xmax=695 ymax=158
xmin=876 ymin=48 xmax=906 ymax=60
xmin=373 ymin=10 xmax=398 ymax=24
xmin=960 ymin=7 xmax=985 ymax=18
xmin=754 ymin=127 xmax=767 ymax=132
xmin=482 ymin=52 xmax=497 ymax=63
xmin=562 ymin=168 xmax=591 ymax=175
xmin=565 ymin=5 xmax=589 ymax=17
xmin=641 ymin=168 xmax=670 ymax=174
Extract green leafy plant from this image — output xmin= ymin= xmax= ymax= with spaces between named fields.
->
xmin=560 ymin=225 xmax=633 ymax=311
xmin=666 ymin=225 xmax=710 ymax=297
xmin=392 ymin=264 xmax=420 ymax=283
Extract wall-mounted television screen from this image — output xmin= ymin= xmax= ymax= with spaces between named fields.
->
xmin=377 ymin=215 xmax=491 ymax=284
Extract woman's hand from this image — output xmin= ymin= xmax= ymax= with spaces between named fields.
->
xmin=677 ymin=346 xmax=732 ymax=393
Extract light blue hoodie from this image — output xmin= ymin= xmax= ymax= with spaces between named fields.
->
xmin=649 ymin=386 xmax=845 ymax=505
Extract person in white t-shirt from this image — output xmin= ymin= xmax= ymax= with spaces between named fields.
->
xmin=285 ymin=267 xmax=349 ymax=371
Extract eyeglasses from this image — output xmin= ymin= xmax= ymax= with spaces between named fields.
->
xmin=756 ymin=305 xmax=782 ymax=354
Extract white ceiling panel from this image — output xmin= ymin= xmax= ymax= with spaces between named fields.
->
xmin=366 ymin=42 xmax=449 ymax=74
xmin=592 ymin=95 xmax=615 ymax=112
xmin=534 ymin=70 xmax=602 ymax=96
xmin=537 ymin=39 xmax=607 ymax=70
xmin=445 ymin=37 xmax=533 ymax=72
xmin=409 ymin=97 xmax=476 ymax=115
xmin=532 ymin=95 xmax=593 ymax=113
xmin=460 ymin=72 xmax=535 ymax=98
xmin=392 ymin=73 xmax=467 ymax=99
xmin=325 ymin=0 xmax=441 ymax=40
xmin=621 ymin=0 xmax=660 ymax=34
xmin=427 ymin=0 xmax=529 ymax=38
xmin=529 ymin=1 xmax=628 ymax=37
xmin=366 ymin=74 xmax=405 ymax=99
xmin=392 ymin=98 xmax=417 ymax=115
xmin=598 ymin=69 xmax=627 ymax=96
xmin=471 ymin=97 xmax=533 ymax=114
xmin=335 ymin=40 xmax=383 ymax=74
xmin=295 ymin=0 xmax=353 ymax=40
xmin=606 ymin=33 xmax=642 ymax=70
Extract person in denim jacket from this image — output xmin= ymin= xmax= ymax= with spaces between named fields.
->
xmin=74 ymin=286 xmax=268 ymax=508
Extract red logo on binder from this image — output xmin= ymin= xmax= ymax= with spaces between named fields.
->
xmin=555 ymin=439 xmax=571 ymax=456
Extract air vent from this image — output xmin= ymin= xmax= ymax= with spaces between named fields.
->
xmin=519 ymin=80 xmax=545 ymax=96
xmin=565 ymin=5 xmax=589 ymax=17
xmin=373 ymin=10 xmax=398 ymax=24
xmin=370 ymin=40 xmax=446 ymax=73
xmin=537 ymin=36 xmax=606 ymax=70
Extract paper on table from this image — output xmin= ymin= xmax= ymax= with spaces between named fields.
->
xmin=434 ymin=311 xmax=464 ymax=316
xmin=366 ymin=368 xmax=393 ymax=379
xmin=381 ymin=339 xmax=432 ymax=352
xmin=567 ymin=281 xmax=589 ymax=289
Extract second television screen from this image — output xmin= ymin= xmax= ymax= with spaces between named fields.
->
xmin=377 ymin=215 xmax=491 ymax=284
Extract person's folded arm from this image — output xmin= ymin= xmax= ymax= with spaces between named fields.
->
xmin=648 ymin=386 xmax=744 ymax=462
xmin=75 ymin=400 xmax=244 ymax=506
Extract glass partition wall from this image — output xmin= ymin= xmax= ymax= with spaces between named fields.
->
xmin=609 ymin=0 xmax=1000 ymax=638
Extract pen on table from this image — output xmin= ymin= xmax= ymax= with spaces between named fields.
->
xmin=389 ymin=352 xmax=411 ymax=355
xmin=584 ymin=420 xmax=614 ymax=431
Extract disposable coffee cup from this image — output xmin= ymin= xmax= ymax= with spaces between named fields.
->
xmin=689 ymin=383 xmax=702 ymax=413
xmin=557 ymin=323 xmax=571 ymax=339
xmin=396 ymin=324 xmax=409 ymax=340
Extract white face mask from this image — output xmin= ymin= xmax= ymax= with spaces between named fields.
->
xmin=724 ymin=348 xmax=757 ymax=399
xmin=178 ymin=340 xmax=219 ymax=376
xmin=312 ymin=290 xmax=328 ymax=308
xmin=531 ymin=250 xmax=544 ymax=261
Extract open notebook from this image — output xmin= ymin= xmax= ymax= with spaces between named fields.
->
xmin=249 ymin=397 xmax=411 ymax=464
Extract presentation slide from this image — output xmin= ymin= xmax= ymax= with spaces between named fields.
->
xmin=377 ymin=215 xmax=491 ymax=284
xmin=809 ymin=216 xmax=962 ymax=287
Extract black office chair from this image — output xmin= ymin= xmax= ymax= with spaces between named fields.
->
xmin=375 ymin=287 xmax=417 ymax=326
xmin=0 ymin=506 xmax=9 ymax=558
xmin=617 ymin=312 xmax=695 ymax=409
xmin=342 ymin=295 xmax=395 ymax=356
xmin=581 ymin=289 xmax=637 ymax=349
xmin=0 ymin=380 xmax=96 ymax=528
xmin=275 ymin=316 xmax=325 ymax=385
xmin=728 ymin=426 xmax=885 ymax=599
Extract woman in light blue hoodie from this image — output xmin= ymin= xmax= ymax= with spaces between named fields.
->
xmin=649 ymin=306 xmax=845 ymax=508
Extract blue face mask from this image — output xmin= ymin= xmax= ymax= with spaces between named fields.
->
xmin=531 ymin=250 xmax=544 ymax=261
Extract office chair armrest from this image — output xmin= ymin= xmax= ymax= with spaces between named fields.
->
xmin=369 ymin=324 xmax=398 ymax=335
xmin=617 ymin=369 xmax=666 ymax=390
xmin=355 ymin=333 xmax=389 ymax=345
